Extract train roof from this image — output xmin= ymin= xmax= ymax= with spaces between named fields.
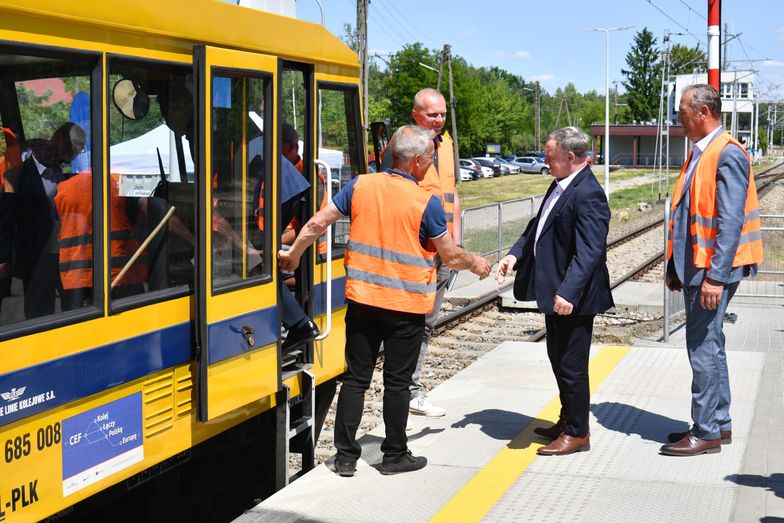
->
xmin=0 ymin=0 xmax=359 ymax=68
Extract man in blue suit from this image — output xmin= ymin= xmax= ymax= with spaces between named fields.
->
xmin=496 ymin=126 xmax=613 ymax=455
xmin=659 ymin=84 xmax=762 ymax=456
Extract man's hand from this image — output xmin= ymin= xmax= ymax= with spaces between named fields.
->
xmin=471 ymin=255 xmax=491 ymax=279
xmin=495 ymin=254 xmax=517 ymax=283
xmin=700 ymin=277 xmax=723 ymax=310
xmin=553 ymin=294 xmax=573 ymax=315
xmin=666 ymin=273 xmax=682 ymax=292
xmin=279 ymin=249 xmax=301 ymax=273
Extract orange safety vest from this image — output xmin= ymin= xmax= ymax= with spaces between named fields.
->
xmin=0 ymin=127 xmax=21 ymax=188
xmin=419 ymin=133 xmax=457 ymax=236
xmin=667 ymin=131 xmax=763 ymax=269
xmin=344 ymin=172 xmax=437 ymax=314
xmin=56 ymin=172 xmax=147 ymax=289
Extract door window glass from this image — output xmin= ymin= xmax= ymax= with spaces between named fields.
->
xmin=317 ymin=86 xmax=361 ymax=260
xmin=211 ymin=73 xmax=269 ymax=289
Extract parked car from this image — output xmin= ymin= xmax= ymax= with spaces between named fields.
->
xmin=511 ymin=156 xmax=550 ymax=175
xmin=472 ymin=157 xmax=503 ymax=176
xmin=460 ymin=159 xmax=493 ymax=178
xmin=494 ymin=157 xmax=520 ymax=174
xmin=459 ymin=166 xmax=475 ymax=181
xmin=458 ymin=160 xmax=481 ymax=180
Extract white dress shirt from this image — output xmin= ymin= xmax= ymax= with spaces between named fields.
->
xmin=534 ymin=167 xmax=582 ymax=255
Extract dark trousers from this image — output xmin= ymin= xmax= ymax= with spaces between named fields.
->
xmin=23 ymin=252 xmax=60 ymax=319
xmin=545 ymin=313 xmax=595 ymax=438
xmin=335 ymin=301 xmax=424 ymax=462
xmin=280 ymin=280 xmax=307 ymax=330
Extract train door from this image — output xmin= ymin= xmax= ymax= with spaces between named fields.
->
xmin=278 ymin=61 xmax=317 ymax=372
xmin=194 ymin=46 xmax=278 ymax=421
xmin=310 ymin=79 xmax=364 ymax=380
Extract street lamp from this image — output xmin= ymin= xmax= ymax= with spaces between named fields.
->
xmin=590 ymin=26 xmax=632 ymax=200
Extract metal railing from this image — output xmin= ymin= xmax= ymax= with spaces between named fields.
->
xmin=662 ymin=197 xmax=685 ymax=343
xmin=735 ymin=214 xmax=784 ymax=300
xmin=460 ymin=195 xmax=545 ymax=264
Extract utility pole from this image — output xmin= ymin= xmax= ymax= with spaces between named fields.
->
xmin=534 ymin=81 xmax=541 ymax=151
xmin=444 ymin=44 xmax=461 ymax=184
xmin=437 ymin=47 xmax=445 ymax=92
xmin=357 ymin=0 xmax=369 ymax=154
xmin=722 ymin=22 xmax=729 ymax=70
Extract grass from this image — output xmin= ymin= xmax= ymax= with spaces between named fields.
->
xmin=458 ymin=168 xmax=677 ymax=255
xmin=457 ymin=168 xmax=674 ymax=212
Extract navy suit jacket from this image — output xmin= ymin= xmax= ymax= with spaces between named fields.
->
xmin=508 ymin=165 xmax=614 ymax=315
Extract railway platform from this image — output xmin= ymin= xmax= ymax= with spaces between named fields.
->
xmin=235 ymin=296 xmax=783 ymax=522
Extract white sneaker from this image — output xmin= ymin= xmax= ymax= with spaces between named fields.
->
xmin=409 ymin=396 xmax=446 ymax=417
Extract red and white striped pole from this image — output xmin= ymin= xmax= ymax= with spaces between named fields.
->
xmin=707 ymin=0 xmax=721 ymax=91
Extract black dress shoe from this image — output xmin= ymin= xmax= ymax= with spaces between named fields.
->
xmin=283 ymin=320 xmax=320 ymax=350
xmin=667 ymin=429 xmax=732 ymax=444
xmin=381 ymin=450 xmax=427 ymax=475
xmin=335 ymin=458 xmax=356 ymax=477
xmin=533 ymin=420 xmax=565 ymax=439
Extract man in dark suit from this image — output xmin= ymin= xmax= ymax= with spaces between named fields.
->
xmin=496 ymin=126 xmax=613 ymax=456
xmin=3 ymin=122 xmax=86 ymax=320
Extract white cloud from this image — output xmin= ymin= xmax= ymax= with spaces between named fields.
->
xmin=459 ymin=30 xmax=477 ymax=37
xmin=492 ymin=50 xmax=531 ymax=59
xmin=531 ymin=74 xmax=555 ymax=82
xmin=778 ymin=27 xmax=784 ymax=41
xmin=763 ymin=60 xmax=784 ymax=68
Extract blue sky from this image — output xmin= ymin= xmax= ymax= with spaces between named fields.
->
xmin=296 ymin=0 xmax=784 ymax=100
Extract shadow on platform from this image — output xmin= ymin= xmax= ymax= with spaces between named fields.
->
xmin=591 ymin=401 xmax=689 ymax=443
xmin=725 ymin=473 xmax=784 ymax=500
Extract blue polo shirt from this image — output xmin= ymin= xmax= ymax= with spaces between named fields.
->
xmin=331 ymin=169 xmax=448 ymax=246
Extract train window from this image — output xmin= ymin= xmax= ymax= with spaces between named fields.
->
xmin=211 ymin=73 xmax=269 ymax=289
xmin=317 ymin=85 xmax=362 ymax=260
xmin=107 ymin=60 xmax=196 ymax=305
xmin=0 ymin=51 xmax=95 ymax=327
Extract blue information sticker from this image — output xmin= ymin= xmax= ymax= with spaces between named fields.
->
xmin=61 ymin=393 xmax=144 ymax=496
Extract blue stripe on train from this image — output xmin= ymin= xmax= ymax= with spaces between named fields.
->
xmin=313 ymin=277 xmax=347 ymax=316
xmin=207 ymin=306 xmax=279 ymax=364
xmin=0 ymin=323 xmax=191 ymax=428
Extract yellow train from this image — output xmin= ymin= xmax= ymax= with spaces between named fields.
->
xmin=0 ymin=1 xmax=361 ymax=520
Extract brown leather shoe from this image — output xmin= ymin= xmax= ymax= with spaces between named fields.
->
xmin=667 ymin=429 xmax=732 ymax=444
xmin=533 ymin=420 xmax=565 ymax=440
xmin=660 ymin=434 xmax=720 ymax=456
xmin=536 ymin=434 xmax=590 ymax=456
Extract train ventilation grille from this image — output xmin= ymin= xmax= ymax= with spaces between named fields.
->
xmin=142 ymin=369 xmax=193 ymax=438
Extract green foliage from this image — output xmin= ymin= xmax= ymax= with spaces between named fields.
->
xmin=17 ymin=83 xmax=71 ymax=140
xmin=668 ymin=44 xmax=706 ymax=75
xmin=622 ymin=27 xmax=659 ymax=122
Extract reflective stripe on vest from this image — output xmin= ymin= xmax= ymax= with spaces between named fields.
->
xmin=666 ymin=131 xmax=763 ymax=269
xmin=419 ymin=134 xmax=456 ymax=235
xmin=56 ymin=172 xmax=147 ymax=290
xmin=344 ymin=173 xmax=437 ymax=313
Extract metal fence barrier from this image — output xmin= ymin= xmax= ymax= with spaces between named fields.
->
xmin=460 ymin=195 xmax=545 ymax=265
xmin=662 ymin=197 xmax=685 ymax=343
xmin=735 ymin=214 xmax=784 ymax=300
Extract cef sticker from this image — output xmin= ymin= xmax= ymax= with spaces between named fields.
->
xmin=61 ymin=393 xmax=144 ymax=496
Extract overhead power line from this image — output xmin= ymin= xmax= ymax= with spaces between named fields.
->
xmin=643 ymin=0 xmax=705 ymax=48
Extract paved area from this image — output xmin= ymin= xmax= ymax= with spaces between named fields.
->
xmin=235 ymin=298 xmax=784 ymax=523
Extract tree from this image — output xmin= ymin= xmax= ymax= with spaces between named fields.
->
xmin=668 ymin=43 xmax=706 ymax=75
xmin=622 ymin=27 xmax=659 ymax=122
